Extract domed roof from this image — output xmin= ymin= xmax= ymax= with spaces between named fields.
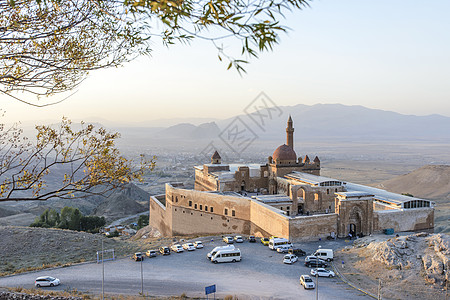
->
xmin=272 ymin=144 xmax=297 ymax=162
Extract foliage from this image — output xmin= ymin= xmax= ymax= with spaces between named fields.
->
xmin=0 ymin=0 xmax=311 ymax=105
xmin=137 ymin=214 xmax=149 ymax=229
xmin=0 ymin=117 xmax=156 ymax=201
xmin=30 ymin=206 xmax=106 ymax=232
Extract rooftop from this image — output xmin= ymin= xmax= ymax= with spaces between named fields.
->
xmin=285 ymin=172 xmax=344 ymax=186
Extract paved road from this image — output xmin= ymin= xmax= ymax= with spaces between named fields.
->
xmin=0 ymin=238 xmax=371 ymax=299
xmin=109 ymin=211 xmax=149 ymax=227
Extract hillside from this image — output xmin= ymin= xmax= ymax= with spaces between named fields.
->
xmin=376 ymin=165 xmax=450 ymax=201
xmin=92 ymin=183 xmax=149 ymax=221
xmin=376 ymin=165 xmax=450 ymax=233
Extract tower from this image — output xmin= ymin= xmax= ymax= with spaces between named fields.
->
xmin=211 ymin=151 xmax=221 ymax=164
xmin=286 ymin=115 xmax=294 ymax=149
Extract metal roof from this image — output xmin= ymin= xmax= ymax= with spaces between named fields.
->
xmin=285 ymin=172 xmax=344 ymax=186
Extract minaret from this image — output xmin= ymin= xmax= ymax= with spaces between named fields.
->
xmin=286 ymin=115 xmax=294 ymax=149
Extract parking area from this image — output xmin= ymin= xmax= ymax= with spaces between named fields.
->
xmin=0 ymin=237 xmax=371 ymax=299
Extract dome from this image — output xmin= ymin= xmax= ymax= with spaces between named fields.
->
xmin=272 ymin=144 xmax=297 ymax=162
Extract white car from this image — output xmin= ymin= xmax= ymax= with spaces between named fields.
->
xmin=234 ymin=236 xmax=244 ymax=243
xmin=310 ymin=268 xmax=335 ymax=277
xmin=35 ymin=276 xmax=60 ymax=287
xmin=194 ymin=241 xmax=204 ymax=249
xmin=283 ymin=254 xmax=298 ymax=264
xmin=277 ymin=244 xmax=293 ymax=253
xmin=170 ymin=244 xmax=184 ymax=253
xmin=223 ymin=236 xmax=234 ymax=244
xmin=300 ymin=275 xmax=315 ymax=289
xmin=182 ymin=242 xmax=196 ymax=251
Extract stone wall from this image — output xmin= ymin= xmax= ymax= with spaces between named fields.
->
xmin=288 ymin=214 xmax=338 ymax=241
xmin=373 ymin=207 xmax=434 ymax=232
xmin=249 ymin=200 xmax=290 ymax=239
xmin=149 ymin=194 xmax=172 ymax=236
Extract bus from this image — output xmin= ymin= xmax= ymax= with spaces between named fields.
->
xmin=269 ymin=238 xmax=292 ymax=250
xmin=211 ymin=248 xmax=241 ymax=264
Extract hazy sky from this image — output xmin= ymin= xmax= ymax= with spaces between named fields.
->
xmin=2 ymin=0 xmax=450 ymax=125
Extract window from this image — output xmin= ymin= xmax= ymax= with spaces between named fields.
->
xmin=314 ymin=193 xmax=319 ymax=201
xmin=171 ymin=195 xmax=173 ymax=201
xmin=176 ymin=196 xmax=178 ymax=202
xmin=189 ymin=201 xmax=192 ymax=207
xmin=232 ymin=210 xmax=235 ymax=217
xmin=327 ymin=189 xmax=329 ymax=195
xmin=224 ymin=208 xmax=228 ymax=215
xmin=194 ymin=204 xmax=197 ymax=209
xmin=200 ymin=205 xmax=203 ymax=210
xmin=264 ymin=171 xmax=268 ymax=177
xmin=280 ymin=207 xmax=283 ymax=210
xmin=287 ymin=206 xmax=290 ymax=210
xmin=210 ymin=207 xmax=214 ymax=213
xmin=205 ymin=206 xmax=208 ymax=211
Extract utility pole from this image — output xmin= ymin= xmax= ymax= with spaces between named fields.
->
xmin=377 ymin=278 xmax=381 ymax=300
xmin=102 ymin=239 xmax=104 ymax=300
xmin=140 ymin=257 xmax=144 ymax=295
xmin=316 ymin=273 xmax=319 ymax=300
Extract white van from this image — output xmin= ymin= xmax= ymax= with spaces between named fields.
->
xmin=211 ymin=248 xmax=241 ymax=264
xmin=313 ymin=248 xmax=333 ymax=261
xmin=207 ymin=245 xmax=235 ymax=259
xmin=269 ymin=238 xmax=292 ymax=250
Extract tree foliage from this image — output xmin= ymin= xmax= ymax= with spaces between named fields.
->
xmin=0 ymin=0 xmax=311 ymax=105
xmin=31 ymin=206 xmax=106 ymax=232
xmin=0 ymin=117 xmax=156 ymax=201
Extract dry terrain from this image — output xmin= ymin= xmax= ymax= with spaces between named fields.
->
xmin=338 ymin=233 xmax=449 ymax=300
xmin=0 ymin=226 xmax=172 ymax=276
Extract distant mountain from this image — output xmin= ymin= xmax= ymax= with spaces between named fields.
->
xmin=218 ymin=103 xmax=450 ymax=141
xmin=157 ymin=122 xmax=220 ymax=139
xmin=376 ymin=165 xmax=450 ymax=201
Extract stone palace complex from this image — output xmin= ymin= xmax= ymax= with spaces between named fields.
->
xmin=149 ymin=117 xmax=435 ymax=240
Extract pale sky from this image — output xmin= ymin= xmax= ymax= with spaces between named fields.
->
xmin=2 ymin=0 xmax=450 ymax=125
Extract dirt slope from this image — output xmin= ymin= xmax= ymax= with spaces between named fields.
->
xmin=376 ymin=165 xmax=450 ymax=201
xmin=0 ymin=226 xmax=169 ymax=276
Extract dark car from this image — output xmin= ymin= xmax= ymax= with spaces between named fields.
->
xmin=248 ymin=235 xmax=256 ymax=243
xmin=159 ymin=246 xmax=170 ymax=255
xmin=289 ymin=248 xmax=306 ymax=256
xmin=305 ymin=258 xmax=328 ymax=268
xmin=133 ymin=252 xmax=144 ymax=261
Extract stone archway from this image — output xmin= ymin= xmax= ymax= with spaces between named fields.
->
xmin=348 ymin=207 xmax=363 ymax=236
xmin=241 ymin=181 xmax=245 ymax=191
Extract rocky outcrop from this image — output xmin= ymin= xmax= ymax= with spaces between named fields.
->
xmin=359 ymin=232 xmax=449 ymax=287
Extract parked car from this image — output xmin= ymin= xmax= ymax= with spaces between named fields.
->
xmin=277 ymin=244 xmax=293 ymax=253
xmin=289 ymin=248 xmax=306 ymax=256
xmin=146 ymin=250 xmax=157 ymax=257
xmin=234 ymin=236 xmax=244 ymax=243
xmin=283 ymin=254 xmax=298 ymax=264
xmin=182 ymin=243 xmax=196 ymax=251
xmin=171 ymin=244 xmax=184 ymax=253
xmin=159 ymin=246 xmax=170 ymax=255
xmin=305 ymin=258 xmax=328 ymax=268
xmin=133 ymin=252 xmax=145 ymax=261
xmin=299 ymin=275 xmax=315 ymax=289
xmin=310 ymin=268 xmax=335 ymax=277
xmin=248 ymin=235 xmax=256 ymax=243
xmin=223 ymin=236 xmax=234 ymax=244
xmin=35 ymin=276 xmax=60 ymax=287
xmin=260 ymin=237 xmax=270 ymax=246
xmin=194 ymin=241 xmax=204 ymax=249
